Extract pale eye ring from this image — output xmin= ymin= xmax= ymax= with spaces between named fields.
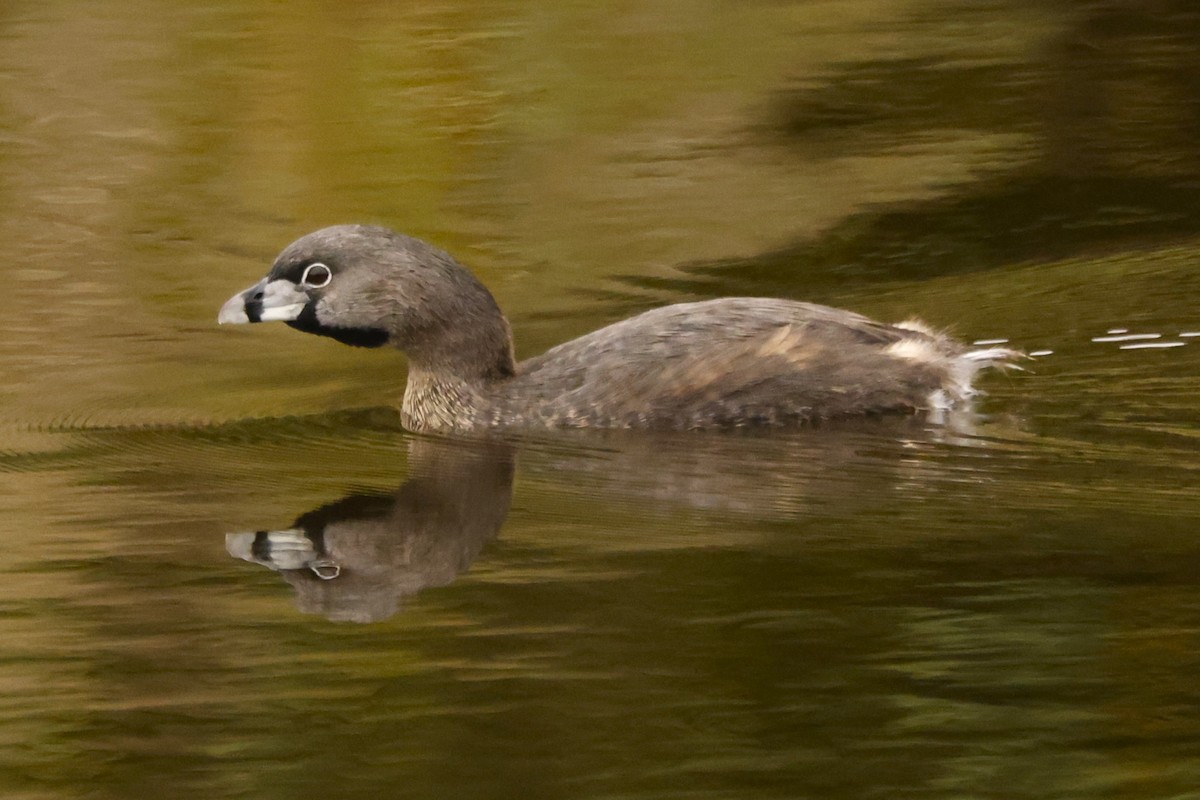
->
xmin=301 ymin=262 xmax=332 ymax=288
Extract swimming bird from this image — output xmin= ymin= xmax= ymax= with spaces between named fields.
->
xmin=218 ymin=225 xmax=1017 ymax=433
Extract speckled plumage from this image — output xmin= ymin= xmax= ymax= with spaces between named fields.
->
xmin=219 ymin=225 xmax=1018 ymax=433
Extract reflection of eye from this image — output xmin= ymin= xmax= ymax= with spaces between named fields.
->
xmin=301 ymin=263 xmax=332 ymax=288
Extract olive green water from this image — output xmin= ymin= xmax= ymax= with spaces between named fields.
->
xmin=3 ymin=1 xmax=1200 ymax=798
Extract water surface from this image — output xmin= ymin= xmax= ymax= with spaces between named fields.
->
xmin=2 ymin=2 xmax=1200 ymax=798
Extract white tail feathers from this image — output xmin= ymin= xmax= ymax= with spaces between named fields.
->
xmin=884 ymin=323 xmax=1024 ymax=412
xmin=961 ymin=346 xmax=1024 ymax=368
xmin=949 ymin=346 xmax=1024 ymax=402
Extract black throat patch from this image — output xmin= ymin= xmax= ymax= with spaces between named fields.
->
xmin=287 ymin=304 xmax=389 ymax=348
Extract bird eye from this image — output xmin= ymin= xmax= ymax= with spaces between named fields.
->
xmin=301 ymin=262 xmax=332 ymax=288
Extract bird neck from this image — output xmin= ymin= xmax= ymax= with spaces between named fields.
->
xmin=413 ymin=320 xmax=515 ymax=378
xmin=401 ymin=368 xmax=492 ymax=433
xmin=394 ymin=266 xmax=517 ymax=387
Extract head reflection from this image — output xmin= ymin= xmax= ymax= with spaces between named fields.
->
xmin=227 ymin=438 xmax=514 ymax=623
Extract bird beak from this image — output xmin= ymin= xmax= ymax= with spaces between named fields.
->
xmin=226 ymin=529 xmax=341 ymax=580
xmin=218 ymin=278 xmax=309 ymax=325
xmin=226 ymin=528 xmax=314 ymax=570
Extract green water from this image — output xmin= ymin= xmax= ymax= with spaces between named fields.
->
xmin=3 ymin=1 xmax=1200 ymax=798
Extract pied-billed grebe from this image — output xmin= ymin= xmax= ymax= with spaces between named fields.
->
xmin=218 ymin=225 xmax=1017 ymax=433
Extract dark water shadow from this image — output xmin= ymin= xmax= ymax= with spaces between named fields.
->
xmin=605 ymin=2 xmax=1200 ymax=303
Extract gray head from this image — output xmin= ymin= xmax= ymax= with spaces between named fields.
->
xmin=219 ymin=225 xmax=515 ymax=380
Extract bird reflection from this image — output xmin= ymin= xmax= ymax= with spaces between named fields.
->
xmin=226 ymin=413 xmax=1015 ymax=623
xmin=226 ymin=437 xmax=514 ymax=623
